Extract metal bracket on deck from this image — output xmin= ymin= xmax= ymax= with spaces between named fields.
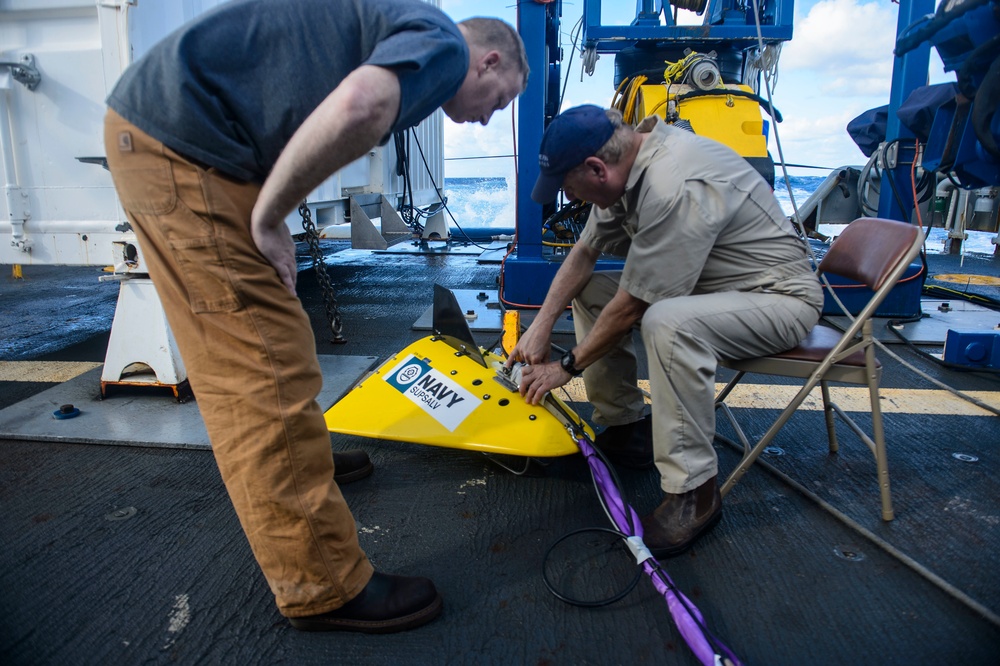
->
xmin=420 ymin=209 xmax=450 ymax=241
xmin=6 ymin=194 xmax=32 ymax=252
xmin=100 ymin=275 xmax=190 ymax=401
xmin=349 ymin=194 xmax=413 ymax=250
xmin=0 ymin=54 xmax=41 ymax=91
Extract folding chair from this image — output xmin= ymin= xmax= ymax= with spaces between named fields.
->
xmin=714 ymin=217 xmax=924 ymax=521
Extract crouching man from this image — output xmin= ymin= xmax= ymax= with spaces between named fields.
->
xmin=506 ymin=105 xmax=822 ymax=556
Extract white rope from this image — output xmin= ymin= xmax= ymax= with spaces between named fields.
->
xmin=581 ymin=45 xmax=599 ymax=79
xmin=744 ymin=43 xmax=782 ymax=95
xmin=748 ymin=0 xmax=803 ymax=238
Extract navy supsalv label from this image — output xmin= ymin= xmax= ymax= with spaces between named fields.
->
xmin=384 ymin=355 xmax=480 ymax=431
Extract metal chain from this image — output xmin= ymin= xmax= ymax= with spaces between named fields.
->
xmin=298 ymin=201 xmax=346 ymax=344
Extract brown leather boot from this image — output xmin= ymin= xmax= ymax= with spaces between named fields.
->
xmin=333 ymin=449 xmax=373 ymax=485
xmin=640 ymin=475 xmax=722 ymax=557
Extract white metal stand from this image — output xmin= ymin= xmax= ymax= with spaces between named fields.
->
xmin=101 ymin=276 xmax=189 ymax=400
xmin=421 ymin=210 xmax=450 ymax=240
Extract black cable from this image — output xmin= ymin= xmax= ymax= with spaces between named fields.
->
xmin=956 ymin=32 xmax=1000 ymax=99
xmin=872 ymin=138 xmax=932 ymax=295
xmin=923 ymin=177 xmax=937 ymax=267
xmin=946 ymin=171 xmax=970 ymax=189
xmin=542 ymin=200 xmax=591 ymax=244
xmin=485 ymin=330 xmax=505 ymax=358
xmin=543 ymin=386 xmax=638 ymax=536
xmin=895 ymin=0 xmax=992 ymax=57
xmin=822 ymin=313 xmax=1000 ymax=378
xmin=674 ymin=87 xmax=784 ymax=122
xmin=394 ymin=129 xmax=424 ymax=234
xmin=541 ymin=527 xmax=644 ymax=607
xmin=923 ymin=283 xmax=1000 ymax=310
xmin=411 ymin=132 xmax=496 ymax=250
xmin=914 ymin=166 xmax=935 ymax=205
xmin=557 ymin=16 xmax=583 ymax=112
xmin=539 ymin=383 xmax=739 ymax=658
xmin=538 ymin=390 xmax=646 ymax=607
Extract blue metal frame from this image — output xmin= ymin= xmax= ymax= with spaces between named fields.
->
xmin=878 ymin=0 xmax=934 ymax=222
xmin=582 ymin=0 xmax=793 ymax=52
xmin=505 ymin=0 xmax=798 ymax=305
xmin=505 ymin=0 xmax=562 ymax=306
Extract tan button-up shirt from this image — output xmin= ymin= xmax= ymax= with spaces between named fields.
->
xmin=579 ymin=116 xmax=820 ymax=307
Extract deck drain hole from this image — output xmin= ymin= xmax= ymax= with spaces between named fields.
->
xmin=763 ymin=446 xmax=784 ymax=456
xmin=105 ymin=506 xmax=137 ymax=521
xmin=833 ymin=545 xmax=865 ymax=562
xmin=951 ymin=453 xmax=979 ymax=463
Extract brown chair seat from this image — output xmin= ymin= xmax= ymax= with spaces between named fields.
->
xmin=770 ymin=325 xmax=880 ymax=368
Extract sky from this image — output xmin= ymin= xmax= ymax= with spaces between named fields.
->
xmin=439 ymin=0 xmax=951 ymax=179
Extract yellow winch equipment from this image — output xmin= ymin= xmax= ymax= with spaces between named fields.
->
xmin=637 ymin=83 xmax=768 ymax=158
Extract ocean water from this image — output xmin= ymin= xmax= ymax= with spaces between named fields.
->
xmin=443 ymin=175 xmax=997 ymax=255
xmin=774 ymin=175 xmax=825 ymax=216
xmin=443 ymin=177 xmax=517 ymax=230
xmin=441 ymin=175 xmax=824 ymax=228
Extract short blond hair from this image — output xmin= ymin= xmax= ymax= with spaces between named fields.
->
xmin=458 ymin=17 xmax=530 ymax=91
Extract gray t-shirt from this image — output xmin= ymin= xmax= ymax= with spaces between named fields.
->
xmin=107 ymin=0 xmax=468 ymax=182
xmin=580 ymin=116 xmax=821 ymax=307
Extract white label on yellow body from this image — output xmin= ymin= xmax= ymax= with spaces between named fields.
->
xmin=384 ymin=355 xmax=481 ymax=431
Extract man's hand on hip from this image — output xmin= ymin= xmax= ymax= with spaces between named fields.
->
xmin=251 ymin=218 xmax=298 ymax=296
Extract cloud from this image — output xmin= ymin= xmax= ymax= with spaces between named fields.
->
xmin=774 ymin=109 xmax=872 ymax=168
xmin=781 ymin=0 xmax=898 ymax=97
xmin=444 ymin=109 xmax=518 ymax=158
xmin=443 ymin=108 xmax=521 ymax=177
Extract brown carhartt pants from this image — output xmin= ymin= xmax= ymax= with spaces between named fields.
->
xmin=103 ymin=109 xmax=373 ymax=617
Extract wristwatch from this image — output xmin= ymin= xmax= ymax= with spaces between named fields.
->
xmin=559 ymin=350 xmax=583 ymax=377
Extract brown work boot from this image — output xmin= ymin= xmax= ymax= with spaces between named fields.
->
xmin=640 ymin=475 xmax=722 ymax=557
xmin=593 ymin=415 xmax=654 ymax=469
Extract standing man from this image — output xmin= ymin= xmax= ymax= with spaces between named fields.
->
xmin=507 ymin=105 xmax=821 ymax=557
xmin=104 ymin=0 xmax=528 ymax=633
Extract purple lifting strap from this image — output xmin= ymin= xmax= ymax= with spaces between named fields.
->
xmin=576 ymin=435 xmax=742 ymax=666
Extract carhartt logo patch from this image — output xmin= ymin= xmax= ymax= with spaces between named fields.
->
xmin=118 ymin=131 xmax=133 ymax=152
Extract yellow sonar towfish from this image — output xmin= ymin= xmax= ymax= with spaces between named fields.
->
xmin=324 ymin=285 xmax=592 ymax=457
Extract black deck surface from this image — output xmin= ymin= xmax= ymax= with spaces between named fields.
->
xmin=2 ymin=243 xmax=999 ymax=665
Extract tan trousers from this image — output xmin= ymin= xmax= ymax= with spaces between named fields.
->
xmin=103 ymin=110 xmax=372 ymax=617
xmin=574 ymin=271 xmax=820 ymax=494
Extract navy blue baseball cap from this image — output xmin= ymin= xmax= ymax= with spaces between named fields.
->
xmin=531 ymin=105 xmax=615 ymax=204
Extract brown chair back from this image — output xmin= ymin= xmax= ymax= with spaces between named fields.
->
xmin=817 ymin=217 xmax=922 ymax=291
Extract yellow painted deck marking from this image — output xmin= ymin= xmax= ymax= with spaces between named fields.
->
xmin=559 ymin=379 xmax=999 ymax=417
xmin=0 ymin=361 xmax=102 ymax=383
xmin=932 ymin=273 xmax=1000 ymax=287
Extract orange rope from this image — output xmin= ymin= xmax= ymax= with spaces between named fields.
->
xmin=911 ymin=139 xmax=923 ymax=229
